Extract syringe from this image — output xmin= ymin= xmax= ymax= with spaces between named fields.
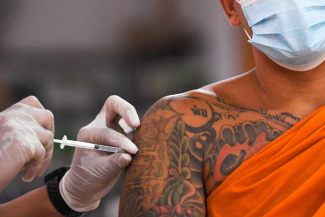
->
xmin=54 ymin=135 xmax=125 ymax=153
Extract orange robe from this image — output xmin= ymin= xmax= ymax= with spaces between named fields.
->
xmin=207 ymin=106 xmax=325 ymax=217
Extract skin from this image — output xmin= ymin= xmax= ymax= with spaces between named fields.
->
xmin=0 ymin=186 xmax=63 ymax=217
xmin=119 ymin=0 xmax=325 ymax=216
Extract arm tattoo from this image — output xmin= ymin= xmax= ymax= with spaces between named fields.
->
xmin=119 ymin=94 xmax=299 ymax=216
xmin=120 ymin=97 xmax=205 ymax=217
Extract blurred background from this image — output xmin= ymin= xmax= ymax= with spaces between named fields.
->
xmin=0 ymin=0 xmax=255 ymax=216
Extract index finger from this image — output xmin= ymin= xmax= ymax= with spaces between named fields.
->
xmin=103 ymin=95 xmax=140 ymax=128
xmin=22 ymin=109 xmax=55 ymax=135
xmin=18 ymin=96 xmax=45 ymax=110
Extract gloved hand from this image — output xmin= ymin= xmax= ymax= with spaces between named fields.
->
xmin=0 ymin=96 xmax=54 ymax=191
xmin=59 ymin=95 xmax=140 ymax=212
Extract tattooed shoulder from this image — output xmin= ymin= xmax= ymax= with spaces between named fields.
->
xmin=192 ymin=94 xmax=300 ymax=195
xmin=119 ymin=94 xmax=207 ymax=217
xmin=118 ymin=92 xmax=300 ymax=216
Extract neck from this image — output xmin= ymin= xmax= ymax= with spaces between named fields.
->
xmin=252 ymin=47 xmax=325 ymax=117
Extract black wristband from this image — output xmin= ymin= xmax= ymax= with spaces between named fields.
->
xmin=44 ymin=167 xmax=85 ymax=217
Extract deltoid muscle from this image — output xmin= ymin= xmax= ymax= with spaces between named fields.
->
xmin=120 ymin=97 xmax=205 ymax=217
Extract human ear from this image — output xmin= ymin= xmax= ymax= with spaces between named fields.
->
xmin=219 ymin=0 xmax=241 ymax=27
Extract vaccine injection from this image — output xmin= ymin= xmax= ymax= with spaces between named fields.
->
xmin=54 ymin=119 xmax=135 ymax=153
xmin=54 ymin=135 xmax=125 ymax=153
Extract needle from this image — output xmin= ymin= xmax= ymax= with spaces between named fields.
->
xmin=53 ymin=135 xmax=125 ymax=153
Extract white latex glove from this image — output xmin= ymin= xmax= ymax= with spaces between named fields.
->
xmin=59 ymin=95 xmax=140 ymax=212
xmin=0 ymin=96 xmax=54 ymax=191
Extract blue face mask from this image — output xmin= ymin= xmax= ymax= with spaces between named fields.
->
xmin=237 ymin=0 xmax=325 ymax=71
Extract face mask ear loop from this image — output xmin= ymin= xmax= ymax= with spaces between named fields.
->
xmin=244 ymin=28 xmax=252 ymax=40
xmin=236 ymin=0 xmax=241 ymax=4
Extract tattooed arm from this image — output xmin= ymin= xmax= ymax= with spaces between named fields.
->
xmin=119 ymin=95 xmax=206 ymax=217
xmin=119 ymin=90 xmax=299 ymax=216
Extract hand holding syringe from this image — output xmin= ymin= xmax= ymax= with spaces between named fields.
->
xmin=54 ymin=135 xmax=126 ymax=153
xmin=57 ymin=96 xmax=140 ymax=212
xmin=54 ymin=118 xmax=135 ymax=153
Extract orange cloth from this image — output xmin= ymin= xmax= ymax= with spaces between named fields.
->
xmin=207 ymin=106 xmax=325 ymax=217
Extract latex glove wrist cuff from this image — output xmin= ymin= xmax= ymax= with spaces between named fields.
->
xmin=59 ymin=171 xmax=101 ymax=212
xmin=44 ymin=167 xmax=86 ymax=217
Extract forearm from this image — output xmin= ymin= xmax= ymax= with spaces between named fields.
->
xmin=0 ymin=186 xmax=63 ymax=217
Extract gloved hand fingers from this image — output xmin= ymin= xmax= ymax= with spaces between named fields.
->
xmin=29 ymin=109 xmax=54 ymax=133
xmin=15 ymin=108 xmax=55 ymax=134
xmin=85 ymin=95 xmax=139 ymax=139
xmin=8 ymin=114 xmax=54 ymax=178
xmin=21 ymin=140 xmax=46 ymax=182
xmin=107 ymin=153 xmax=132 ymax=172
xmin=79 ymin=153 xmax=130 ymax=184
xmin=32 ymin=127 xmax=54 ymax=176
xmin=103 ymin=95 xmax=140 ymax=128
xmin=78 ymin=127 xmax=138 ymax=154
xmin=32 ymin=127 xmax=54 ymax=148
xmin=62 ymin=96 xmax=139 ymax=211
xmin=17 ymin=96 xmax=45 ymax=109
xmin=72 ymin=151 xmax=132 ymax=181
xmin=6 ymin=96 xmax=45 ymax=113
xmin=4 ymin=95 xmax=54 ymax=131
xmin=36 ymin=142 xmax=54 ymax=176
